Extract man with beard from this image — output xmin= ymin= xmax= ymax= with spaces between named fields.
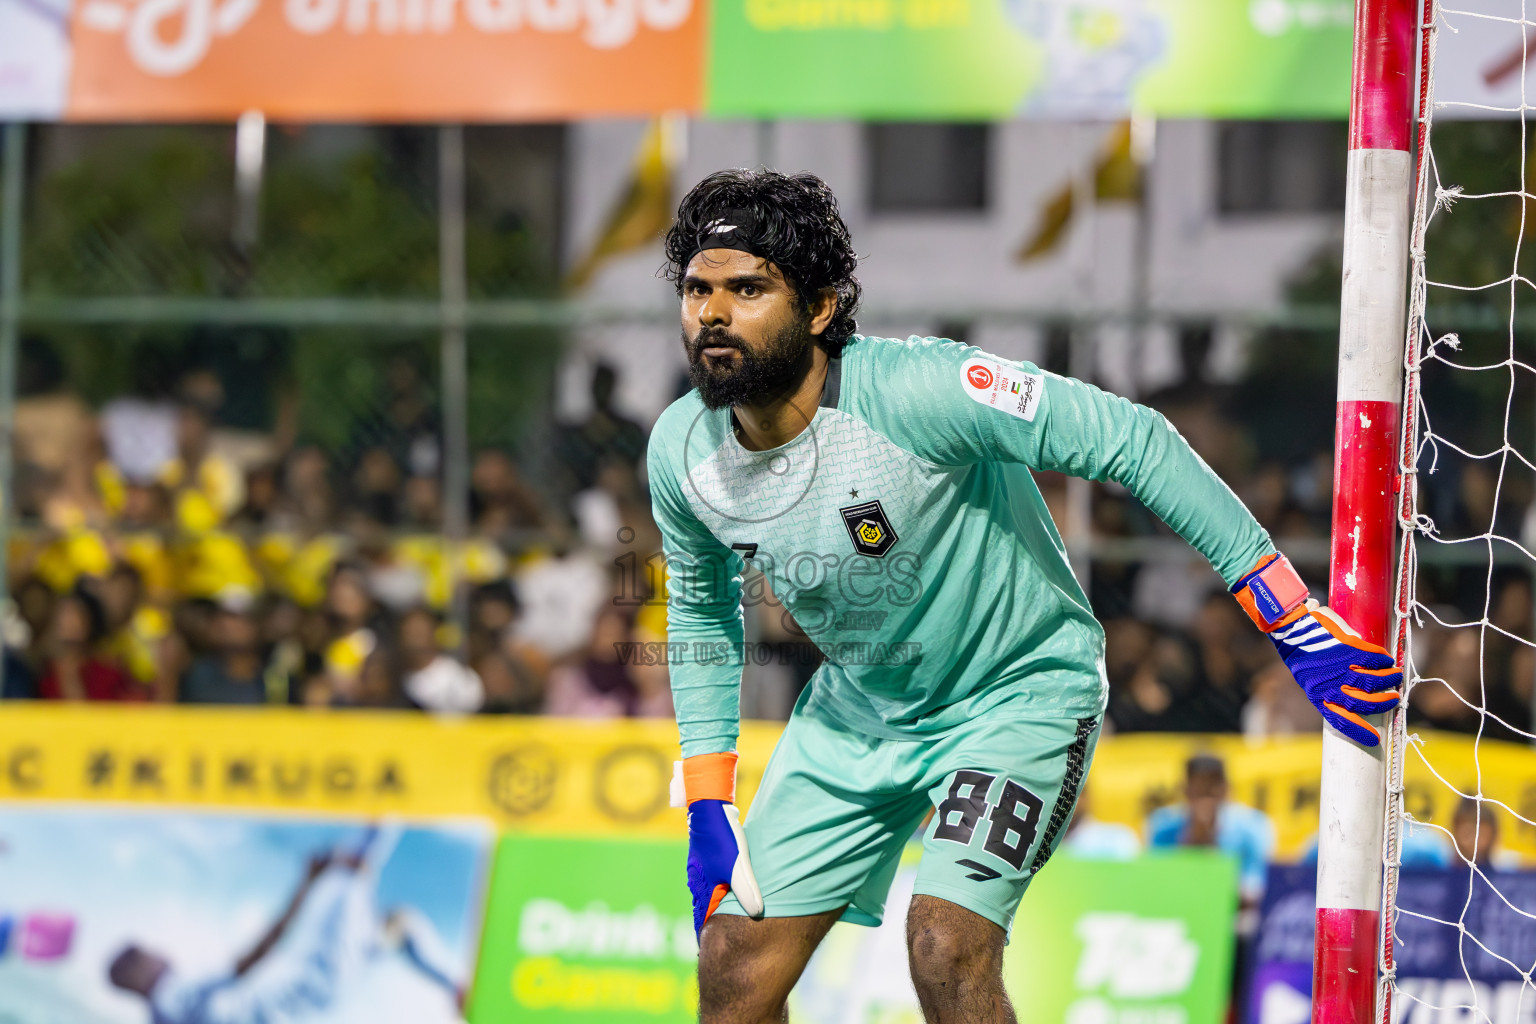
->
xmin=647 ymin=170 xmax=1403 ymax=1023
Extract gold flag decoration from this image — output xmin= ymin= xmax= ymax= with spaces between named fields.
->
xmin=565 ymin=115 xmax=686 ymax=291
xmin=1016 ymin=120 xmax=1142 ymax=263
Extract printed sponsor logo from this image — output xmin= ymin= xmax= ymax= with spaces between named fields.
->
xmin=510 ymin=898 xmax=700 ymax=1015
xmin=1074 ymin=913 xmax=1199 ymax=998
xmin=592 ymin=745 xmax=671 ymax=822
xmin=1062 ymin=913 xmax=1202 ymax=1024
xmin=487 ymin=745 xmax=559 ymax=816
xmin=77 ymin=0 xmax=693 ymax=79
xmin=960 ymin=357 xmax=1044 ymax=423
xmin=517 ymin=898 xmax=696 ymax=961
xmin=0 ymin=744 xmax=410 ymax=802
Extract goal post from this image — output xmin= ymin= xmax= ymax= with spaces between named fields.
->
xmin=1317 ymin=0 xmax=1417 ymax=1019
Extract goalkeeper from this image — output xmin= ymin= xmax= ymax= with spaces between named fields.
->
xmin=648 ymin=169 xmax=1402 ymax=1024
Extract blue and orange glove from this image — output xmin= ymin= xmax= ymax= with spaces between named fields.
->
xmin=671 ymin=752 xmax=764 ymax=935
xmin=1232 ymin=554 xmax=1403 ymax=746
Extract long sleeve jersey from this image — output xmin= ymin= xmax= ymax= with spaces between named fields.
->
xmin=646 ymin=335 xmax=1275 ymax=758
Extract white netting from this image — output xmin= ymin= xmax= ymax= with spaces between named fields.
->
xmin=1385 ymin=0 xmax=1536 ymax=1018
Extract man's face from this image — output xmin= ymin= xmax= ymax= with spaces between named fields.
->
xmin=1185 ymin=771 xmax=1227 ymax=828
xmin=400 ymin=613 xmax=438 ymax=664
xmin=214 ymin=610 xmax=259 ymax=654
xmin=681 ymin=249 xmax=816 ymax=410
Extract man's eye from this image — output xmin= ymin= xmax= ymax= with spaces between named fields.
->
xmin=739 ymin=285 xmax=759 ymax=297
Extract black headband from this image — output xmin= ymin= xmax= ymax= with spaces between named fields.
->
xmin=684 ymin=208 xmax=770 ymax=267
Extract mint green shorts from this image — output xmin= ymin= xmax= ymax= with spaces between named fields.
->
xmin=715 ymin=706 xmax=1100 ymax=933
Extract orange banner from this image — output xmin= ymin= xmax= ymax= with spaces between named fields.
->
xmin=65 ymin=0 xmax=703 ymax=120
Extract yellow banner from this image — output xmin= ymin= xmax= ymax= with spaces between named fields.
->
xmin=0 ymin=705 xmax=1531 ymax=860
xmin=1088 ymin=732 xmax=1536 ymax=860
xmin=0 ymin=704 xmax=777 ymax=838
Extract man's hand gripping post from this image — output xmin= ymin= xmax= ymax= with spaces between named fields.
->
xmin=1232 ymin=553 xmax=1404 ymax=746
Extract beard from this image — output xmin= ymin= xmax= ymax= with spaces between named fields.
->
xmin=685 ymin=315 xmax=815 ymax=410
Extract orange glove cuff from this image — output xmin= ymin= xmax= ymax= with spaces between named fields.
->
xmin=683 ymin=752 xmax=737 ymax=804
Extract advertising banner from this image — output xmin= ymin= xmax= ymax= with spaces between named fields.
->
xmin=2 ymin=706 xmax=1532 ymax=861
xmin=706 ymin=0 xmax=1353 ymax=119
xmin=0 ymin=806 xmax=491 ymax=1024
xmin=469 ymin=835 xmax=698 ymax=1023
xmin=1 ymin=0 xmax=704 ymax=121
xmin=1084 ymin=732 xmax=1536 ymax=863
xmin=0 ymin=0 xmax=1361 ymax=120
xmin=6 ymin=0 xmax=1536 ymax=120
xmin=1003 ymin=851 xmax=1239 ymax=1024
xmin=469 ymin=836 xmax=1240 ymax=1024
xmin=0 ymin=705 xmax=784 ymax=838
xmin=1247 ymin=865 xmax=1536 ymax=1024
xmin=797 ymin=848 xmax=1240 ymax=1024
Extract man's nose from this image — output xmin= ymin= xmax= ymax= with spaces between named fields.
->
xmin=699 ymin=291 xmax=731 ymax=326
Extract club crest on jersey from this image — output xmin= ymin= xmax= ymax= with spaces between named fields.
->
xmin=840 ymin=500 xmax=898 ymax=558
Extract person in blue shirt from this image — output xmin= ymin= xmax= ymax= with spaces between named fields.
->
xmin=1147 ymin=754 xmax=1275 ymax=1003
xmin=1145 ymin=754 xmax=1275 ymax=913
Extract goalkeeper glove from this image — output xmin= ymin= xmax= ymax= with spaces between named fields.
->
xmin=671 ymin=752 xmax=764 ymax=935
xmin=1232 ymin=554 xmax=1403 ymax=747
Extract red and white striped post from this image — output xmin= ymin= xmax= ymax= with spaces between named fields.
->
xmin=1318 ymin=0 xmax=1415 ymax=1019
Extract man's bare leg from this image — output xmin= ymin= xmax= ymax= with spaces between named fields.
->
xmin=906 ymin=895 xmax=1016 ymax=1024
xmin=697 ymin=910 xmax=842 ymax=1024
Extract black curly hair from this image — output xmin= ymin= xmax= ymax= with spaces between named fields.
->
xmin=664 ymin=170 xmax=862 ymax=356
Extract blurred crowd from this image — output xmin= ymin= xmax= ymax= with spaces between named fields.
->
xmin=1 ymin=351 xmax=670 ymax=717
xmin=1 ymin=332 xmax=1531 ymax=749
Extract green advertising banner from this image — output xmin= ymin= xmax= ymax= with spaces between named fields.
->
xmin=469 ymin=835 xmax=699 ymax=1023
xmin=471 ymin=836 xmax=1239 ymax=1024
xmin=1003 ymin=851 xmax=1240 ymax=1024
xmin=705 ymin=0 xmax=1354 ymax=118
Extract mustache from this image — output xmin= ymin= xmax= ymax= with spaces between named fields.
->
xmin=688 ymin=326 xmax=747 ymax=359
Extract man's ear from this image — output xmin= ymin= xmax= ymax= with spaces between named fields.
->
xmin=807 ymin=287 xmax=838 ymax=337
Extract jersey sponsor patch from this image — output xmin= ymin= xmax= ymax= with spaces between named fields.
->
xmin=839 ymin=500 xmax=898 ymax=557
xmin=960 ymin=357 xmax=1044 ymax=422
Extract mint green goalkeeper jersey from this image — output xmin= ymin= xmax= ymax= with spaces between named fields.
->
xmin=647 ymin=335 xmax=1276 ymax=758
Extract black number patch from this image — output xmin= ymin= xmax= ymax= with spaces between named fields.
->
xmin=932 ymin=772 xmax=1044 ymax=873
xmin=933 ymin=771 xmax=994 ymax=844
xmin=982 ymin=780 xmax=1043 ymax=870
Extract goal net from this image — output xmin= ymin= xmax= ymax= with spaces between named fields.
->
xmin=1382 ymin=0 xmax=1536 ymax=1018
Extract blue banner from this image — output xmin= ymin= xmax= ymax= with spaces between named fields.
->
xmin=1248 ymin=865 xmax=1536 ymax=1024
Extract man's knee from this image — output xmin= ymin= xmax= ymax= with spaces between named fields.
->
xmin=698 ymin=918 xmax=769 ymax=1014
xmin=696 ymin=909 xmax=841 ymax=1023
xmin=906 ymin=896 xmax=1006 ymax=996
